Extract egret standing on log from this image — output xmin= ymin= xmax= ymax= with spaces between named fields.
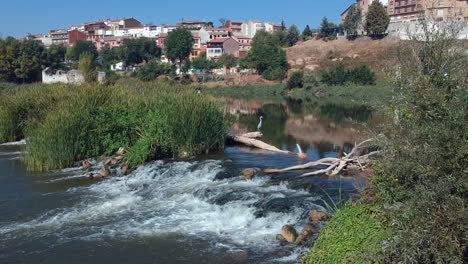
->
xmin=257 ymin=116 xmax=263 ymax=131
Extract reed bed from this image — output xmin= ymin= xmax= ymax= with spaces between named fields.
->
xmin=0 ymin=80 xmax=226 ymax=171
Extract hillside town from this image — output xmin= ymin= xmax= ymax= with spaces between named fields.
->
xmin=30 ymin=18 xmax=283 ymax=61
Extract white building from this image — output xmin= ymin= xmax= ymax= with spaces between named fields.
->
xmin=241 ymin=20 xmax=265 ymax=38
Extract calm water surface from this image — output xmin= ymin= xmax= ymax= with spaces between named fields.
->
xmin=0 ymin=98 xmax=381 ymax=264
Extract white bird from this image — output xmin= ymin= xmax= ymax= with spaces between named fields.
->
xmin=257 ymin=116 xmax=263 ymax=131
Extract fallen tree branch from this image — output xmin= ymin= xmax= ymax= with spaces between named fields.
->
xmin=264 ymin=138 xmax=380 ymax=177
xmin=232 ymin=135 xmax=295 ymax=155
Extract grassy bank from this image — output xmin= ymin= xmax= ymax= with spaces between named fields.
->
xmin=302 ymin=202 xmax=388 ymax=264
xmin=205 ymin=82 xmax=394 ymax=108
xmin=0 ymin=80 xmax=225 ymax=171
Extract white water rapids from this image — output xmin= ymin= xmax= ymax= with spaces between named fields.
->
xmin=0 ymin=159 xmax=325 ymax=262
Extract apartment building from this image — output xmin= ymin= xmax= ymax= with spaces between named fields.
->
xmin=48 ymin=29 xmax=69 ymax=45
xmin=206 ymin=37 xmax=240 ymax=60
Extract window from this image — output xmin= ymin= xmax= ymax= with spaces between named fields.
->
xmin=437 ymin=8 xmax=444 ymax=16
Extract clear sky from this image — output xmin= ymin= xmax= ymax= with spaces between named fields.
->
xmin=0 ymin=0 xmax=355 ymax=38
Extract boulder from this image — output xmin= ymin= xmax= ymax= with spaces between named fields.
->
xmin=241 ymin=168 xmax=257 ymax=180
xmin=82 ymin=160 xmax=91 ymax=170
xmin=99 ymin=166 xmax=110 ymax=177
xmin=309 ymin=210 xmax=330 ymax=224
xmin=303 ymin=224 xmax=319 ymax=233
xmin=121 ymin=164 xmax=130 ymax=175
xmin=281 ymin=225 xmax=298 ymax=243
xmin=276 ymin=234 xmax=286 ymax=241
xmin=295 ymin=230 xmax=311 ymax=245
xmin=104 ymin=158 xmax=113 ymax=166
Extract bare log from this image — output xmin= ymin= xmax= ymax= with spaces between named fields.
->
xmin=264 ymin=138 xmax=380 ymax=177
xmin=240 ymin=132 xmax=263 ymax=138
xmin=232 ymin=136 xmax=295 ymax=155
xmin=264 ymin=157 xmax=338 ymax=174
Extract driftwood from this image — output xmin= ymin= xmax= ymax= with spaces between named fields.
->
xmin=264 ymin=138 xmax=381 ymax=177
xmin=227 ymin=132 xmax=296 ymax=155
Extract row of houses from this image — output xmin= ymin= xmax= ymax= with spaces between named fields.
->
xmin=30 ymin=18 xmax=283 ymax=61
xmin=341 ymin=0 xmax=468 ymax=24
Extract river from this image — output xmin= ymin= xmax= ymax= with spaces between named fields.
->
xmin=0 ymin=98 xmax=379 ymax=264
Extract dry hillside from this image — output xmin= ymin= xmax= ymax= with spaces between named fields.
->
xmin=286 ymin=36 xmax=401 ymax=73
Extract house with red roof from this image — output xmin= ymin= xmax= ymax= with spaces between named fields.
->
xmin=206 ymin=37 xmax=240 ymax=60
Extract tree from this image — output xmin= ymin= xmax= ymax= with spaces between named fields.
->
xmin=241 ymin=30 xmax=289 ymax=80
xmin=365 ymin=0 xmax=390 ymax=37
xmin=286 ymin=71 xmax=304 ymax=90
xmin=164 ymin=28 xmax=194 ymax=71
xmin=119 ymin=38 xmax=161 ymax=66
xmin=218 ymin=54 xmax=238 ymax=74
xmin=219 ymin=18 xmax=227 ymax=27
xmin=78 ymin=53 xmax=96 ymax=83
xmin=192 ymin=52 xmax=213 ymax=73
xmin=302 ymin=25 xmax=314 ymax=39
xmin=66 ymin=40 xmax=97 ymax=62
xmin=99 ymin=45 xmax=119 ymax=68
xmin=0 ymin=37 xmax=21 ymax=82
xmin=286 ymin=25 xmax=300 ymax=47
xmin=281 ymin=20 xmax=287 ymax=31
xmin=15 ymin=39 xmax=45 ymax=83
xmin=45 ymin=44 xmax=67 ymax=70
xmin=320 ymin=17 xmax=332 ymax=38
xmin=343 ymin=3 xmax=362 ymax=37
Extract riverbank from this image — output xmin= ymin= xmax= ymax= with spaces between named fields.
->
xmin=205 ymin=82 xmax=394 ymax=109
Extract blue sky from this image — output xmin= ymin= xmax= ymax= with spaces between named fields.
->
xmin=0 ymin=0 xmax=355 ymax=38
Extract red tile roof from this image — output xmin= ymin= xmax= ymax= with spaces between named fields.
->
xmin=209 ymin=37 xmax=230 ymax=43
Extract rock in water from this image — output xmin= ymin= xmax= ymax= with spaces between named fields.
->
xmin=276 ymin=234 xmax=286 ymax=241
xmin=241 ymin=168 xmax=257 ymax=180
xmin=281 ymin=225 xmax=298 ymax=243
xmin=295 ymin=230 xmax=311 ymax=245
xmin=99 ymin=166 xmax=110 ymax=177
xmin=309 ymin=210 xmax=330 ymax=224
xmin=303 ymin=224 xmax=319 ymax=233
xmin=82 ymin=160 xmax=91 ymax=170
xmin=121 ymin=164 xmax=129 ymax=175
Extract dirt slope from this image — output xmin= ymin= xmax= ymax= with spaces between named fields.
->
xmin=286 ymin=36 xmax=401 ymax=72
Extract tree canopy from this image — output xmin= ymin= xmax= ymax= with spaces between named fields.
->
xmin=343 ymin=3 xmax=362 ymax=36
xmin=365 ymin=0 xmax=390 ymax=36
xmin=286 ymin=25 xmax=300 ymax=47
xmin=66 ymin=40 xmax=98 ymax=61
xmin=164 ymin=28 xmax=194 ymax=67
xmin=240 ymin=31 xmax=288 ymax=80
xmin=191 ymin=52 xmax=213 ymax=72
xmin=302 ymin=25 xmax=314 ymax=39
xmin=218 ymin=53 xmax=238 ymax=71
xmin=119 ymin=38 xmax=161 ymax=66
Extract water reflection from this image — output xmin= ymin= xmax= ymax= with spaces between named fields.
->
xmin=223 ymin=97 xmax=378 ymax=159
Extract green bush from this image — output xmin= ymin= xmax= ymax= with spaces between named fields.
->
xmin=137 ymin=59 xmax=173 ymax=81
xmin=375 ymin=22 xmax=468 ymax=263
xmin=286 ymin=71 xmax=304 ymax=90
xmin=302 ymin=202 xmax=388 ymax=264
xmin=262 ymin=67 xmax=287 ymax=81
xmin=321 ymin=64 xmax=375 ymax=86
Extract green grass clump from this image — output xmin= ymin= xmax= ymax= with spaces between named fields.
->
xmin=1 ymin=81 xmax=225 ymax=171
xmin=205 ymin=84 xmax=286 ymax=102
xmin=302 ymin=202 xmax=388 ymax=264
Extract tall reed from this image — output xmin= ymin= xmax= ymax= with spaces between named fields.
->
xmin=1 ymin=80 xmax=226 ymax=171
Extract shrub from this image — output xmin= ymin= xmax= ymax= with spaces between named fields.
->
xmin=78 ymin=53 xmax=96 ymax=83
xmin=286 ymin=71 xmax=304 ymax=90
xmin=262 ymin=67 xmax=287 ymax=81
xmin=137 ymin=59 xmax=173 ymax=81
xmin=321 ymin=64 xmax=375 ymax=86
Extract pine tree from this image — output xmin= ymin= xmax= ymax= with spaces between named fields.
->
xmin=281 ymin=20 xmax=286 ymax=31
xmin=365 ymin=0 xmax=390 ymax=37
xmin=343 ymin=3 xmax=362 ymax=36
xmin=320 ymin=17 xmax=331 ymax=38
xmin=302 ymin=25 xmax=313 ymax=39
xmin=286 ymin=25 xmax=300 ymax=47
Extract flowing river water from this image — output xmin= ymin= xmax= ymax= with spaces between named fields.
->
xmin=0 ymin=98 xmax=381 ymax=264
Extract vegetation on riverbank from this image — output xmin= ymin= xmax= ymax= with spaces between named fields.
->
xmin=0 ymin=79 xmax=225 ymax=171
xmin=302 ymin=21 xmax=467 ymax=263
xmin=302 ymin=202 xmax=388 ymax=264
